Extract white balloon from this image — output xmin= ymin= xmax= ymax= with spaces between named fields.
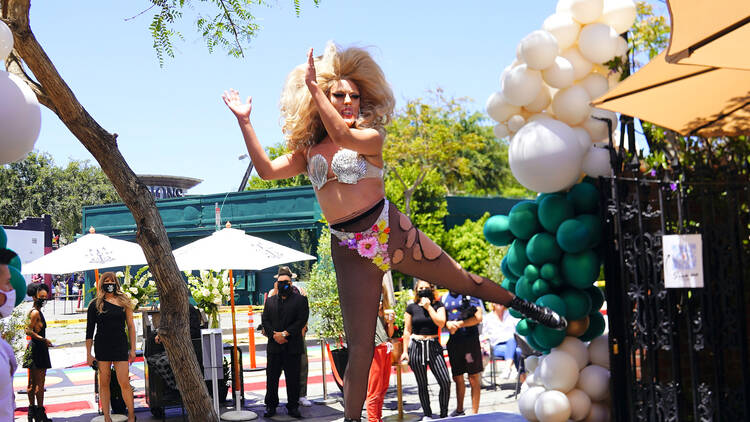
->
xmin=580 ymin=73 xmax=610 ymax=100
xmin=583 ymin=108 xmax=617 ymax=142
xmin=0 ymin=71 xmax=42 ymax=165
xmin=543 ymin=13 xmax=581 ymax=51
xmin=571 ymin=127 xmax=592 ymax=154
xmin=561 ymin=48 xmax=594 ymax=80
xmin=556 ymin=0 xmax=574 ymax=13
xmin=614 ymin=36 xmax=628 ymax=58
xmin=526 ymin=355 xmax=541 ymax=373
xmin=509 ymin=118 xmax=585 ymax=193
xmin=540 ymin=350 xmax=580 ymax=393
xmin=570 ymin=0 xmax=603 ymax=24
xmin=521 ymin=30 xmax=561 ymax=70
xmin=526 ymin=371 xmax=542 ymax=387
xmin=0 ymin=21 xmax=12 ymax=62
xmin=508 ymin=115 xmax=527 ymax=132
xmin=578 ymin=23 xmax=619 ymax=64
xmin=594 ymin=129 xmax=620 ymax=147
xmin=529 ymin=112 xmax=556 ymax=123
xmin=502 ymin=64 xmax=543 ymax=106
xmin=519 ymin=386 xmax=547 ymax=422
xmin=553 ymin=337 xmax=590 ymax=370
xmin=494 ymin=123 xmax=511 ymax=139
xmin=551 ymin=85 xmax=591 ymax=126
xmin=589 ymin=335 xmax=610 ymax=369
xmin=486 ymin=92 xmax=521 ymax=123
xmin=535 ymin=390 xmax=572 ymax=422
xmin=591 ymin=64 xmax=610 ymax=76
xmin=543 ymin=56 xmax=576 ymax=89
xmin=577 ymin=365 xmax=610 ymax=401
xmin=566 ymin=389 xmax=593 ymax=421
xmin=582 ymin=402 xmax=611 ymax=422
xmin=525 ymin=84 xmax=552 ymax=113
xmin=601 ymin=0 xmax=637 ymax=34
xmin=582 ymin=145 xmax=612 ymax=178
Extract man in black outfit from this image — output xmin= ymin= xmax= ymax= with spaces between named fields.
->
xmin=261 ymin=266 xmax=309 ymax=419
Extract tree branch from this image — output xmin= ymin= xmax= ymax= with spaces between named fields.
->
xmin=5 ymin=51 xmax=55 ymax=113
xmin=217 ymin=0 xmax=243 ymax=57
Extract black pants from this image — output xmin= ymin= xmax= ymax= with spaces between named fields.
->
xmin=265 ymin=351 xmax=302 ymax=410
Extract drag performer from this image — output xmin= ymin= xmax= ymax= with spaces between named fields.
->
xmin=223 ymin=42 xmax=566 ymax=421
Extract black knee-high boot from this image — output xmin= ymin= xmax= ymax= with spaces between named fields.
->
xmin=27 ymin=404 xmax=36 ymax=422
xmin=35 ymin=405 xmax=53 ymax=422
xmin=509 ymin=296 xmax=568 ymax=330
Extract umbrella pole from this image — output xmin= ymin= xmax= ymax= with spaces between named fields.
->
xmin=221 ymin=269 xmax=257 ymax=421
xmin=95 ymin=269 xmax=100 ymax=292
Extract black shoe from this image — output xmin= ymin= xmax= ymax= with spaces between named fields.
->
xmin=264 ymin=407 xmax=276 ymax=418
xmin=509 ymin=296 xmax=567 ymax=330
xmin=27 ymin=405 xmax=36 ymax=422
xmin=35 ymin=406 xmax=53 ymax=422
xmin=287 ymin=408 xmax=302 ymax=419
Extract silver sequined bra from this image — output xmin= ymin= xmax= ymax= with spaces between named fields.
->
xmin=306 ymin=148 xmax=384 ymax=190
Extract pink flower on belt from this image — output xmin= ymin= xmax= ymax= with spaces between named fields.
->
xmin=357 ymin=236 xmax=380 ymax=258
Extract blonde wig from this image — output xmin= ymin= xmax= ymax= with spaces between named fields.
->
xmin=280 ymin=42 xmax=395 ymax=151
xmin=95 ymin=271 xmax=131 ymax=313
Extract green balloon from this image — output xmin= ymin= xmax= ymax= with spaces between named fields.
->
xmin=579 ymin=311 xmax=606 ymax=342
xmin=484 ymin=215 xmax=515 ymax=246
xmin=9 ymin=267 xmax=26 ymax=307
xmin=500 ymin=257 xmax=518 ymax=283
xmin=514 ymin=276 xmax=538 ymax=302
xmin=536 ymin=294 xmax=567 ymax=317
xmin=526 ymin=232 xmax=562 ymax=265
xmin=535 ymin=192 xmax=559 ymax=204
xmin=524 ymin=264 xmax=540 ymax=281
xmin=533 ymin=324 xmax=566 ymax=349
xmin=538 ymin=195 xmax=575 ymax=233
xmin=556 ymin=219 xmax=591 ymax=253
xmin=548 ymin=276 xmax=565 ymax=290
xmin=576 ymin=214 xmax=602 ymax=248
xmin=540 ymin=263 xmax=558 ymax=280
xmin=506 ymin=239 xmax=530 ymax=277
xmin=501 ymin=278 xmax=517 ymax=293
xmin=560 ymin=288 xmax=593 ymax=320
xmin=586 ymin=285 xmax=606 ymax=312
xmin=561 ymin=250 xmax=601 ymax=289
xmin=9 ymin=255 xmax=22 ymax=272
xmin=532 ymin=279 xmax=551 ymax=298
xmin=508 ymin=201 xmax=541 ymax=240
xmin=0 ymin=227 xmax=6 ymax=248
xmin=525 ymin=333 xmax=549 ymax=354
xmin=516 ymin=318 xmax=535 ymax=336
xmin=509 ymin=308 xmax=523 ymax=319
xmin=567 ymin=182 xmax=600 ymax=214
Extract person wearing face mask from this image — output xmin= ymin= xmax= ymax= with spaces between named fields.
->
xmin=260 ymin=266 xmax=309 ymax=419
xmin=24 ymin=282 xmax=53 ymax=422
xmin=0 ymin=248 xmax=22 ymax=422
xmin=400 ymin=280 xmax=450 ymax=420
xmin=85 ymin=272 xmax=137 ymax=422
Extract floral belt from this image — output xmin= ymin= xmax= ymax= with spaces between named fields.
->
xmin=330 ymin=199 xmax=391 ymax=271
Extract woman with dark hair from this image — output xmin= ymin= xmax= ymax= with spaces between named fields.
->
xmin=24 ymin=282 xmax=53 ymax=421
xmin=85 ymin=272 xmax=137 ymax=422
xmin=223 ymin=42 xmax=565 ymax=421
xmin=400 ymin=280 xmax=450 ymax=419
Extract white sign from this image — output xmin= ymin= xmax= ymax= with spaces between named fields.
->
xmin=662 ymin=234 xmax=704 ymax=288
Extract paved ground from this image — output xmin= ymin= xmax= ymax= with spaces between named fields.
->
xmin=11 ymin=301 xmax=525 ymax=421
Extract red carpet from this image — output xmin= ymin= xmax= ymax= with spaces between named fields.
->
xmin=14 ymin=401 xmax=92 ymax=416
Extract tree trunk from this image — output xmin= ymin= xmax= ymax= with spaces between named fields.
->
xmin=3 ymin=2 xmax=218 ymax=420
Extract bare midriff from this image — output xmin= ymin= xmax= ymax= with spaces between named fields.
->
xmin=317 ymin=178 xmax=386 ymax=225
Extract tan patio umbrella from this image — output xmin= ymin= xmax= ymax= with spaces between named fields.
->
xmin=665 ymin=0 xmax=750 ymax=70
xmin=592 ymin=51 xmax=750 ymax=137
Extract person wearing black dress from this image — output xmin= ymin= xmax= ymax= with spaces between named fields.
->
xmin=85 ymin=272 xmax=137 ymax=422
xmin=24 ymin=283 xmax=53 ymax=422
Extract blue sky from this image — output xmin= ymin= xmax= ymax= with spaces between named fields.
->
xmin=27 ymin=1 xmax=664 ymax=195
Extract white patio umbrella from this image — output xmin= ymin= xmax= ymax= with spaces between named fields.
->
xmin=173 ymin=225 xmax=316 ymax=420
xmin=22 ymin=227 xmax=147 ymax=275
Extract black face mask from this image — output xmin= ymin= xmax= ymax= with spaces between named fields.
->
xmin=417 ymin=288 xmax=433 ymax=299
xmin=34 ymin=298 xmax=46 ymax=308
xmin=279 ymin=281 xmax=292 ymax=296
xmin=103 ymin=284 xmax=116 ymax=294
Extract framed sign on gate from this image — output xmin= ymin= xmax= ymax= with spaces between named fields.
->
xmin=662 ymin=234 xmax=704 ymax=289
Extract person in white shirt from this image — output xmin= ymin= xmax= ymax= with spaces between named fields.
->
xmin=1 ymin=248 xmax=22 ymax=422
xmin=481 ymin=303 xmax=523 ymax=375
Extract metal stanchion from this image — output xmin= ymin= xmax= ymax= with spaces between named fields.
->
xmin=313 ymin=339 xmax=337 ymax=405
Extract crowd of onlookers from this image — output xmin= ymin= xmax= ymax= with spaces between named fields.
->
xmin=30 ymin=273 xmax=85 ymax=300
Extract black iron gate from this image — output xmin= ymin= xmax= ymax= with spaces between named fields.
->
xmin=599 ymin=121 xmax=750 ymax=421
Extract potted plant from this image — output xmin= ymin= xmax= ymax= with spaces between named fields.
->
xmin=306 ymin=226 xmax=348 ymax=391
xmin=116 ymin=265 xmax=158 ymax=310
xmin=185 ymin=270 xmax=231 ymax=328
